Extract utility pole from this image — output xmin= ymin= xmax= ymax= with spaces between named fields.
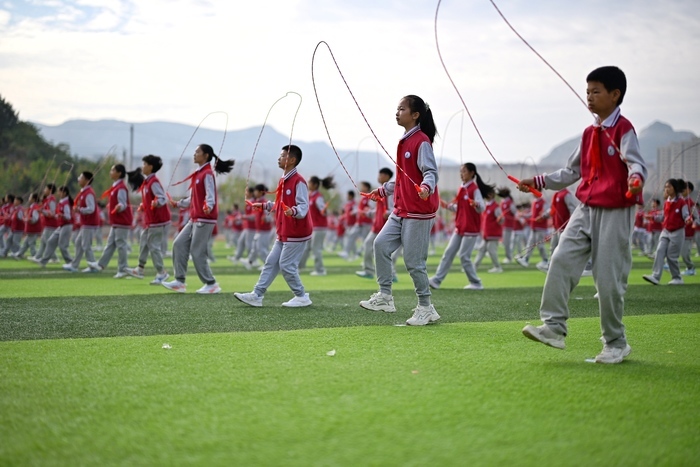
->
xmin=129 ymin=124 xmax=134 ymax=169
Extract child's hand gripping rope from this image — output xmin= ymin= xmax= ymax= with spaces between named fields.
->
xmin=626 ymin=177 xmax=642 ymax=199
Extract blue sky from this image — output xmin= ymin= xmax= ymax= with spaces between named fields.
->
xmin=1 ymin=0 xmax=699 ymax=164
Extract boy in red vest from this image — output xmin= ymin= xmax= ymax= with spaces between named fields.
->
xmin=34 ymin=184 xmax=58 ymax=262
xmin=63 ymin=171 xmax=99 ymax=272
xmin=126 ymin=155 xmax=171 ymax=284
xmin=0 ymin=195 xmax=24 ymax=257
xmin=234 ymin=144 xmax=313 ymax=307
xmin=519 ymin=66 xmax=646 ymax=364
xmin=87 ymin=164 xmax=134 ymax=277
xmin=12 ymin=193 xmax=42 ymax=259
xmin=516 ymin=194 xmax=550 ymax=271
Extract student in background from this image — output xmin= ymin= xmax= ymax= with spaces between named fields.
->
xmin=63 ymin=171 xmax=99 ymax=272
xmin=33 ymin=186 xmax=74 ymax=267
xmin=300 ymin=175 xmax=335 ymax=276
xmin=12 ymin=193 xmax=42 ymax=259
xmin=34 ymin=184 xmax=58 ymax=262
xmin=474 ymin=186 xmax=503 ymax=273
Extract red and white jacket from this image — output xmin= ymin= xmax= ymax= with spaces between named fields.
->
xmin=450 ymin=181 xmax=483 ymax=236
xmin=308 ymin=190 xmax=328 ymax=229
xmin=481 ymin=200 xmax=503 ymax=240
xmin=664 ymin=197 xmax=688 ymax=233
xmin=74 ymin=186 xmax=99 ymax=227
xmin=107 ymin=179 xmax=134 ymax=228
xmin=179 ymin=163 xmax=218 ymax=224
xmin=141 ymin=174 xmax=170 ymax=228
xmin=41 ymin=195 xmax=58 ymax=229
xmin=268 ymin=168 xmax=312 ymax=242
xmin=529 ymin=197 xmax=549 ymax=231
xmin=24 ymin=202 xmax=42 ymax=234
xmin=56 ymin=197 xmax=73 ymax=227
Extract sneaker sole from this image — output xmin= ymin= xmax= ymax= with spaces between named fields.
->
xmin=642 ymin=276 xmax=659 ymax=285
xmin=359 ymin=303 xmax=396 ymax=313
xmin=595 ymin=346 xmax=632 ymax=364
xmin=234 ymin=295 xmax=262 ymax=307
xmin=522 ymin=326 xmax=565 ymax=350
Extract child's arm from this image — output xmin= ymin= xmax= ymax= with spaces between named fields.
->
xmin=115 ymin=187 xmax=128 ymax=213
xmin=80 ymin=193 xmax=96 ymax=215
xmin=520 ymin=142 xmax=582 ymax=192
xmin=620 ymin=130 xmax=647 ymax=194
xmin=150 ymin=180 xmax=168 ymax=208
xmin=289 ymin=182 xmax=309 ymax=219
xmin=473 ymin=190 xmax=486 ymax=213
xmin=417 ymin=142 xmax=438 ymax=198
xmin=374 ymin=181 xmax=396 ymax=200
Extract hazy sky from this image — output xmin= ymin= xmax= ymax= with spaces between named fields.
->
xmin=2 ymin=0 xmax=699 ymax=165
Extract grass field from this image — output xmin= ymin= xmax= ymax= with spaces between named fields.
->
xmin=1 ymin=239 xmax=699 ymax=465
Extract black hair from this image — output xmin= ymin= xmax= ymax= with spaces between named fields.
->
xmin=58 ymin=185 xmax=71 ymax=206
xmin=282 ymin=144 xmax=303 ymax=166
xmin=483 ymin=185 xmax=496 ymax=198
xmin=16 ymin=196 xmax=24 ymax=203
xmin=379 ymin=167 xmax=394 ymax=178
xmin=29 ymin=193 xmax=39 ymax=202
xmin=651 ymin=198 xmax=661 ymax=205
xmin=46 ymin=183 xmax=56 ymax=194
xmin=114 ymin=164 xmax=127 ymax=179
xmin=254 ymin=183 xmax=267 ymax=193
xmin=687 ymin=181 xmax=694 ymax=192
xmin=677 ymin=179 xmax=687 ymax=192
xmin=246 ymin=186 xmax=255 ymax=195
xmin=233 ymin=203 xmax=239 ymax=210
xmin=81 ymin=171 xmax=94 ymax=185
xmin=665 ymin=179 xmax=683 ymax=197
xmin=586 ymin=66 xmax=627 ymax=106
xmin=200 ymin=144 xmax=235 ymax=174
xmin=347 ymin=190 xmax=355 ymax=199
xmin=464 ymin=162 xmax=494 ymax=198
xmin=402 ymin=95 xmax=437 ymax=143
xmin=142 ymin=154 xmax=163 ymax=173
xmin=359 ymin=181 xmax=371 ymax=191
xmin=309 ymin=175 xmax=335 ymax=190
xmin=6 ymin=194 xmax=15 ymax=203
xmin=497 ymin=187 xmax=511 ymax=198
xmin=126 ymin=167 xmax=145 ymax=191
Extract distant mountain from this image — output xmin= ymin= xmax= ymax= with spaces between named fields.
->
xmin=538 ymin=121 xmax=697 ymax=167
xmin=32 ymin=119 xmax=394 ymax=195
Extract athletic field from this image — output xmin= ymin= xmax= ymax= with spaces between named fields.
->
xmin=1 ymin=241 xmax=698 ymax=465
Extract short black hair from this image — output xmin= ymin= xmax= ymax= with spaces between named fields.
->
xmin=282 ymin=144 xmax=302 ymax=166
xmin=379 ymin=167 xmax=394 ymax=178
xmin=81 ymin=171 xmax=94 ymax=185
xmin=142 ymin=155 xmax=163 ymax=173
xmin=587 ymin=66 xmax=627 ymax=105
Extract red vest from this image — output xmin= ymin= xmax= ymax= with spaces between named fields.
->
xmin=42 ymin=195 xmax=58 ymax=229
xmin=393 ymin=128 xmax=439 ymax=219
xmin=1 ymin=203 xmax=12 ymax=227
xmin=357 ymin=196 xmax=372 ymax=225
xmin=232 ymin=211 xmax=243 ymax=231
xmin=482 ymin=201 xmax=502 ymax=240
xmin=75 ymin=186 xmax=99 ymax=227
xmin=454 ymin=183 xmax=480 ymax=236
xmin=663 ymin=198 xmax=685 ymax=232
xmin=343 ymin=200 xmax=356 ymax=227
xmin=56 ymin=198 xmax=72 ymax=227
xmin=10 ymin=206 xmax=24 ymax=233
xmin=275 ymin=170 xmax=312 ymax=242
xmin=25 ymin=203 xmax=42 ymax=234
xmin=551 ymin=189 xmax=572 ymax=230
xmin=255 ymin=196 xmax=273 ymax=232
xmin=646 ymin=209 xmax=663 ymax=232
xmin=372 ymin=196 xmax=389 ymax=234
xmin=106 ymin=180 xmax=133 ymax=228
xmin=500 ymin=197 xmax=515 ymax=229
xmin=634 ymin=210 xmax=645 ymax=228
xmin=529 ymin=198 xmax=548 ymax=230
xmin=308 ymin=191 xmax=328 ymax=228
xmin=685 ymin=198 xmax=695 ymax=238
xmin=189 ymin=164 xmax=218 ymax=224
xmin=576 ymin=116 xmax=643 ymax=208
xmin=141 ymin=175 xmax=171 ymax=227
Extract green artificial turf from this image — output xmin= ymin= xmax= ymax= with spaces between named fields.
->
xmin=1 ymin=241 xmax=699 ymax=465
xmin=1 ymin=315 xmax=698 ymax=466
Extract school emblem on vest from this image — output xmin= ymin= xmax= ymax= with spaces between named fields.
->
xmin=607 ymin=145 xmax=615 ymax=156
xmin=286 ymin=189 xmax=291 ymax=195
xmin=404 ymin=151 xmax=411 ymax=159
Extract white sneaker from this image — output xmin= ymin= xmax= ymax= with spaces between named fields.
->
xmin=113 ymin=272 xmax=128 ymax=278
xmin=502 ymin=258 xmax=511 ymax=264
xmin=487 ymin=267 xmax=503 ymax=274
xmin=86 ymin=261 xmax=102 ymax=271
xmin=126 ymin=267 xmax=145 ymax=279
xmin=535 ymin=261 xmax=549 ymax=273
xmin=464 ymin=283 xmax=484 ymax=290
xmin=428 ymin=278 xmax=440 ymax=289
xmin=593 ymin=292 xmax=599 ymax=299
xmin=239 ymin=258 xmax=252 ymax=270
xmin=150 ymin=272 xmax=170 ymax=285
xmin=62 ymin=264 xmax=79 ymax=273
xmin=516 ymin=257 xmax=529 ymax=268
xmin=81 ymin=267 xmax=98 ymax=273
xmin=359 ymin=292 xmax=396 ymax=313
xmin=162 ymin=280 xmax=186 ymax=293
xmin=522 ymin=324 xmax=565 ymax=349
xmin=196 ymin=283 xmax=221 ymax=294
xmin=406 ymin=304 xmax=441 ymax=326
xmin=282 ymin=293 xmax=312 ymax=307
xmin=234 ymin=292 xmax=263 ymax=307
xmin=682 ymin=268 xmax=696 ymax=276
xmin=310 ymin=270 xmax=327 ymax=276
xmin=595 ymin=344 xmax=632 ymax=364
xmin=642 ymin=274 xmax=659 ymax=285
xmin=355 ymin=271 xmax=373 ymax=279
xmin=668 ymin=278 xmax=684 ymax=285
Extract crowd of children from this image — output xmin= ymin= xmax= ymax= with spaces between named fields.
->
xmin=2 ymin=69 xmax=700 ymax=362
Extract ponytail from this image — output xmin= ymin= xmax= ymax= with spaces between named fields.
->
xmin=321 ymin=175 xmax=335 ymax=190
xmin=127 ymin=167 xmax=145 ymax=191
xmin=464 ymin=162 xmax=494 ymax=198
xmin=403 ymin=95 xmax=438 ymax=143
xmin=200 ymin=143 xmax=235 ymax=175
xmin=59 ymin=186 xmax=72 ymax=207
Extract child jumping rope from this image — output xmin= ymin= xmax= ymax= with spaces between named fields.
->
xmin=163 ymin=144 xmax=234 ymax=294
xmin=359 ymin=95 xmax=440 ymax=326
xmin=234 ymin=144 xmax=314 ymax=307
